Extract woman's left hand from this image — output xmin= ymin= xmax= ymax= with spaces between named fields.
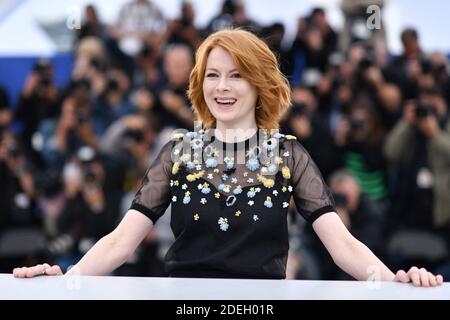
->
xmin=394 ymin=267 xmax=444 ymax=287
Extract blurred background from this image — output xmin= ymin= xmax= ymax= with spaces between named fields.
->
xmin=0 ymin=0 xmax=449 ymax=280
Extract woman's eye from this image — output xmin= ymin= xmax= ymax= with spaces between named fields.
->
xmin=206 ymin=73 xmax=218 ymax=78
xmin=231 ymin=73 xmax=241 ymax=78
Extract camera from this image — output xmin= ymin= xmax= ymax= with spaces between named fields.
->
xmin=333 ymin=192 xmax=348 ymax=209
xmin=123 ymin=128 xmax=144 ymax=143
xmin=33 ymin=59 xmax=52 ymax=86
xmin=349 ymin=117 xmax=364 ymax=132
xmin=75 ymin=110 xmax=89 ymax=124
xmin=106 ymin=78 xmax=119 ymax=92
xmin=83 ymin=170 xmax=100 ymax=187
xmin=290 ymin=102 xmax=308 ymax=117
xmin=414 ymin=102 xmax=435 ymax=118
xmin=8 ymin=141 xmax=23 ymax=158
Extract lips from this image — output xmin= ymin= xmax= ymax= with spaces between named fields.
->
xmin=214 ymin=97 xmax=237 ymax=109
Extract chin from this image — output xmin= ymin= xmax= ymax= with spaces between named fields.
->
xmin=213 ymin=112 xmax=238 ymax=123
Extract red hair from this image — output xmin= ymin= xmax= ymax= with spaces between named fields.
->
xmin=188 ymin=29 xmax=291 ymax=130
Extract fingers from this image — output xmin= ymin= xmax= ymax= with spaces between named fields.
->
xmin=408 ymin=266 xmax=421 ymax=286
xmin=12 ymin=263 xmax=62 ymax=278
xmin=394 ymin=270 xmax=409 ymax=283
xmin=404 ymin=267 xmax=444 ymax=287
xmin=46 ymin=265 xmax=63 ymax=276
xmin=418 ymin=268 xmax=429 ymax=287
xmin=428 ymin=272 xmax=437 ymax=287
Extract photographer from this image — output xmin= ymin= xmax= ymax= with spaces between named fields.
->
xmin=0 ymin=126 xmax=46 ymax=272
xmin=14 ymin=59 xmax=60 ymax=167
xmin=334 ymin=99 xmax=388 ymax=202
xmin=50 ymin=147 xmax=120 ymax=269
xmin=384 ymin=90 xmax=450 ymax=271
xmin=39 ymin=90 xmax=98 ymax=169
xmin=295 ymin=169 xmax=385 ymax=280
xmin=282 ymin=86 xmax=339 ymax=180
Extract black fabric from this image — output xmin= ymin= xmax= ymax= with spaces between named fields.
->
xmin=130 ymin=130 xmax=335 ymax=279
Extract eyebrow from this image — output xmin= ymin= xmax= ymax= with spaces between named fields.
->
xmin=205 ymin=68 xmax=239 ymax=73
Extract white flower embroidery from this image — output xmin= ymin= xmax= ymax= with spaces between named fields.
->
xmin=207 ymin=173 xmax=214 ymax=180
xmin=197 ymin=184 xmax=203 ymax=190
xmin=182 ymin=184 xmax=188 ymax=190
xmin=196 ymin=164 xmax=202 ymax=171
xmin=253 ymin=215 xmax=259 ymax=221
xmin=273 ymin=190 xmax=279 ymax=196
xmin=172 ymin=196 xmax=177 ymax=202
xmin=283 ymin=151 xmax=290 ymax=157
xmin=288 ymin=186 xmax=293 ymax=192
xmin=255 ymin=187 xmax=261 ymax=192
xmin=231 ymin=177 xmax=238 ymax=184
xmin=200 ymin=198 xmax=207 ymax=205
xmin=248 ymin=200 xmax=254 ymax=206
xmin=247 ymin=178 xmax=254 ymax=183
xmin=283 ymin=202 xmax=289 ymax=208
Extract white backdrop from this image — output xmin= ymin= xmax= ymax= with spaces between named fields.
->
xmin=0 ymin=0 xmax=449 ymax=56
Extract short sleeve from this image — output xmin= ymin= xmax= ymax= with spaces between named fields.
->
xmin=287 ymin=140 xmax=336 ymax=223
xmin=130 ymin=140 xmax=174 ymax=224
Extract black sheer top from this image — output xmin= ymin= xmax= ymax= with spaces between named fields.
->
xmin=130 ymin=129 xmax=335 ymax=279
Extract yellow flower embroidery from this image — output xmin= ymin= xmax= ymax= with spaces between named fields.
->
xmin=282 ymin=186 xmax=287 ymax=192
xmin=281 ymin=166 xmax=291 ymax=179
xmin=214 ymin=192 xmax=220 ymax=199
xmin=174 ymin=180 xmax=179 ymax=186
xmin=257 ymin=174 xmax=275 ymax=188
xmin=186 ymin=170 xmax=205 ymax=182
xmin=275 ymin=157 xmax=283 ymax=165
xmin=194 ymin=214 xmax=200 ymax=221
xmin=172 ymin=162 xmax=180 ymax=175
xmin=214 ymin=168 xmax=220 ymax=174
xmin=285 ymin=134 xmax=297 ymax=140
xmin=185 ymin=191 xmax=191 ymax=196
xmin=243 ymin=172 xmax=249 ymax=177
xmin=180 ymin=154 xmax=191 ymax=162
xmin=235 ymin=210 xmax=241 ymax=217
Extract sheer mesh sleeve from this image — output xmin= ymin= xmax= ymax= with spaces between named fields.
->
xmin=287 ymin=140 xmax=336 ymax=223
xmin=129 ymin=140 xmax=175 ymax=224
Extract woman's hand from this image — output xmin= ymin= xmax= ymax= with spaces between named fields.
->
xmin=13 ymin=263 xmax=63 ymax=278
xmin=394 ymin=267 xmax=443 ymax=287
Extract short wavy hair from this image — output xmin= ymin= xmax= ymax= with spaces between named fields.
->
xmin=188 ymin=29 xmax=291 ymax=131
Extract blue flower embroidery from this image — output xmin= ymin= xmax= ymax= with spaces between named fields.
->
xmin=233 ymin=187 xmax=242 ymax=195
xmin=273 ymin=132 xmax=285 ymax=139
xmin=264 ymin=197 xmax=273 ymax=208
xmin=183 ymin=196 xmax=191 ymax=204
xmin=246 ymin=158 xmax=260 ymax=171
xmin=221 ymin=174 xmax=229 ymax=181
xmin=186 ymin=162 xmax=195 ymax=170
xmin=201 ymin=187 xmax=211 ymax=194
xmin=226 ymin=162 xmax=234 ymax=170
xmin=218 ymin=217 xmax=229 ymax=231
xmin=247 ymin=190 xmax=256 ymax=198
xmin=205 ymin=158 xmax=218 ymax=168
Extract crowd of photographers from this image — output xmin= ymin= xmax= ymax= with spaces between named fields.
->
xmin=0 ymin=0 xmax=449 ymax=280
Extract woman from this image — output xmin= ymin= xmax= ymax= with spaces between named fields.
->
xmin=14 ymin=29 xmax=443 ymax=286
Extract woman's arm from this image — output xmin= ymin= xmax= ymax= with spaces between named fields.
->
xmin=13 ymin=209 xmax=153 ymax=278
xmin=313 ymin=212 xmax=443 ymax=286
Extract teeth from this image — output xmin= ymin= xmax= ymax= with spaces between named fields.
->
xmin=216 ymin=98 xmax=236 ymax=104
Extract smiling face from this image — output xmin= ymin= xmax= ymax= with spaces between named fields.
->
xmin=202 ymin=46 xmax=258 ymax=130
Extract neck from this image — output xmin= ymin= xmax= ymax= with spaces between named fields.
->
xmin=214 ymin=120 xmax=258 ymax=143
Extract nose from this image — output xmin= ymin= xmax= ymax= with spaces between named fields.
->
xmin=216 ymin=75 xmax=231 ymax=92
